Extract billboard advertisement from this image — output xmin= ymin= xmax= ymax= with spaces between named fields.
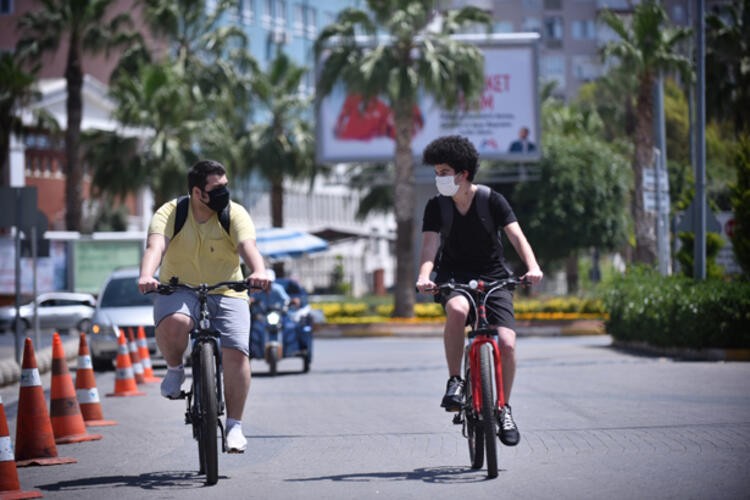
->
xmin=316 ymin=33 xmax=541 ymax=164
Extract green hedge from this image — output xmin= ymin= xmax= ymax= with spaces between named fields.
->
xmin=603 ymin=268 xmax=750 ymax=349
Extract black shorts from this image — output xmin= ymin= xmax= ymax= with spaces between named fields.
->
xmin=435 ymin=282 xmax=515 ymax=330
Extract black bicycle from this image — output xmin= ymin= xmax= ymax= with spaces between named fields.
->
xmin=426 ymin=276 xmax=526 ymax=479
xmin=151 ymin=277 xmax=252 ymax=486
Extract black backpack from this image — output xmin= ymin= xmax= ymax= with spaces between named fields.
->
xmin=172 ymin=195 xmax=231 ymax=237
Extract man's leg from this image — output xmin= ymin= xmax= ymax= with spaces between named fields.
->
xmin=443 ymin=295 xmax=470 ymax=376
xmin=497 ymin=326 xmax=520 ymax=446
xmin=441 ymin=296 xmax=469 ymax=410
xmin=155 ymin=313 xmax=192 ymax=398
xmin=496 ymin=326 xmax=517 ymax=403
xmin=222 ymin=347 xmax=251 ymax=421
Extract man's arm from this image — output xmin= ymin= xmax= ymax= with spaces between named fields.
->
xmin=416 ymin=231 xmax=440 ymax=293
xmin=237 ymin=239 xmax=270 ymax=290
xmin=138 ymin=233 xmax=167 ymax=293
xmin=503 ymin=222 xmax=543 ymax=284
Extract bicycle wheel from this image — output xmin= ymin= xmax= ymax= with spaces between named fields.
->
xmin=197 ymin=341 xmax=219 ymax=485
xmin=464 ymin=361 xmax=484 ymax=469
xmin=479 ymin=343 xmax=498 ymax=478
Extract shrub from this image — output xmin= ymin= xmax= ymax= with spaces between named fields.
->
xmin=603 ymin=267 xmax=750 ymax=349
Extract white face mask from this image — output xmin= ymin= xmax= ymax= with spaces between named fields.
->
xmin=435 ymin=174 xmax=460 ymax=197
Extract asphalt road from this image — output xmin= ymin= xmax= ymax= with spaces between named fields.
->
xmin=2 ymin=335 xmax=749 ymax=499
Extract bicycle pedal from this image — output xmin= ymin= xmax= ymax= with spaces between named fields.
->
xmin=452 ymin=414 xmax=464 ymax=425
xmin=166 ymin=390 xmax=187 ymax=400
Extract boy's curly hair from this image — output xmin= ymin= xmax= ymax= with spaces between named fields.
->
xmin=422 ymin=135 xmax=479 ymax=181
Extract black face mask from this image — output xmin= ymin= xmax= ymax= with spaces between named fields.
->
xmin=203 ymin=185 xmax=230 ymax=212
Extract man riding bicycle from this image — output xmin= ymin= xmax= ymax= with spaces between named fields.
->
xmin=138 ymin=159 xmax=269 ymax=454
xmin=416 ymin=135 xmax=543 ymax=446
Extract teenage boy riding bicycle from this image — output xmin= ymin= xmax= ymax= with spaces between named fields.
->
xmin=416 ymin=135 xmax=543 ymax=446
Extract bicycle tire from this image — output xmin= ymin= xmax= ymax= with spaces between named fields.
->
xmin=479 ymin=343 xmax=498 ymax=478
xmin=198 ymin=341 xmax=219 ymax=485
xmin=464 ymin=361 xmax=484 ymax=469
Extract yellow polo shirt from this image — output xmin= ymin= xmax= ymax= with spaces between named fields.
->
xmin=148 ymin=198 xmax=256 ymax=298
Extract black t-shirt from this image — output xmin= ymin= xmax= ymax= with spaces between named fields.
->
xmin=422 ymin=189 xmax=517 ymax=280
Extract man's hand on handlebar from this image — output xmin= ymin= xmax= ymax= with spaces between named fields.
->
xmin=138 ymin=276 xmax=161 ymax=294
xmin=416 ymin=277 xmax=438 ymax=295
xmin=520 ymin=266 xmax=544 ymax=285
xmin=246 ymin=272 xmax=271 ymax=292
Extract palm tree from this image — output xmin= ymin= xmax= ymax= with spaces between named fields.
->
xmin=706 ymin=0 xmax=750 ymax=134
xmin=600 ymin=1 xmax=692 ymax=264
xmin=315 ymin=1 xmax=490 ymax=317
xmin=15 ymin=0 xmax=136 ymax=231
xmin=0 ymin=52 xmax=38 ymax=185
xmin=249 ymin=52 xmax=320 ymax=277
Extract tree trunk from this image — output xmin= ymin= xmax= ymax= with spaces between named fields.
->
xmin=632 ymin=74 xmax=658 ymax=265
xmin=64 ymin=35 xmax=83 ymax=231
xmin=392 ymin=99 xmax=416 ymax=318
xmin=565 ymin=252 xmax=579 ymax=294
xmin=271 ymin=178 xmax=285 ymax=277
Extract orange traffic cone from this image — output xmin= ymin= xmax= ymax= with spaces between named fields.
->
xmin=15 ymin=337 xmax=77 ymax=467
xmin=74 ymin=333 xmax=117 ymax=427
xmin=136 ymin=326 xmax=160 ymax=383
xmin=0 ymin=395 xmax=43 ymax=499
xmin=49 ymin=333 xmax=103 ymax=445
xmin=106 ymin=330 xmax=145 ymax=397
xmin=126 ymin=329 xmax=145 ymax=385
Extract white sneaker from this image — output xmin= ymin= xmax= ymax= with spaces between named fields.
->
xmin=226 ymin=423 xmax=247 ymax=453
xmin=160 ymin=367 xmax=185 ymax=399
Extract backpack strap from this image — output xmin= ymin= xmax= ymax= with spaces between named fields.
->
xmin=438 ymin=184 xmax=496 ymax=241
xmin=172 ymin=195 xmax=231 ymax=238
xmin=173 ymin=195 xmax=190 ymax=237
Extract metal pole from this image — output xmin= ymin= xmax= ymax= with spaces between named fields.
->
xmin=655 ymin=74 xmax=671 ymax=275
xmin=32 ymin=224 xmax=40 ymax=348
xmin=694 ymin=0 xmax=707 ymax=280
xmin=13 ymin=191 xmax=22 ymax=364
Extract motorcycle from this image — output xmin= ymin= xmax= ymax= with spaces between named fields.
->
xmin=249 ymin=298 xmax=313 ymax=376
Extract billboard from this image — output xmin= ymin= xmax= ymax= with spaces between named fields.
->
xmin=316 ymin=33 xmax=541 ymax=164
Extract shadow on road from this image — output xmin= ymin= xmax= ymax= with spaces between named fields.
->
xmin=286 ymin=465 xmax=502 ymax=484
xmin=36 ymin=470 xmax=220 ymax=492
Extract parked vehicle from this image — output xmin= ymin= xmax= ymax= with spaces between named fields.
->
xmin=249 ymin=279 xmax=314 ymax=375
xmin=0 ymin=292 xmax=95 ymax=333
xmin=88 ymin=267 xmax=159 ymax=370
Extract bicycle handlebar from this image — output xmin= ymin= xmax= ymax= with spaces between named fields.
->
xmin=421 ymin=276 xmax=529 ymax=295
xmin=147 ymin=277 xmax=261 ymax=295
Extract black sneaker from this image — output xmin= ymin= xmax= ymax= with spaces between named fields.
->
xmin=498 ymin=405 xmax=520 ymax=446
xmin=440 ymin=376 xmax=464 ymax=411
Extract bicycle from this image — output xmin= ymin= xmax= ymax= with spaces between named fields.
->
xmin=150 ymin=277 xmax=253 ymax=486
xmin=425 ymin=276 xmax=526 ymax=479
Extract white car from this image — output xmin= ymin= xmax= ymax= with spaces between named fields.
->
xmin=0 ymin=292 xmax=96 ymax=333
xmin=88 ymin=267 xmax=160 ymax=370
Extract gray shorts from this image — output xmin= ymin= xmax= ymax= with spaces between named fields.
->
xmin=153 ymin=290 xmax=250 ymax=355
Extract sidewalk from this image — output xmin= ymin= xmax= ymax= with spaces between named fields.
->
xmin=0 ymin=331 xmax=80 ymax=387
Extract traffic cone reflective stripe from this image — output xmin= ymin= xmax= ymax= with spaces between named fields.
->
xmin=127 ymin=329 xmax=146 ymax=385
xmin=106 ymin=330 xmax=145 ymax=397
xmin=15 ymin=337 xmax=77 ymax=467
xmin=0 ymin=395 xmax=43 ymax=499
xmin=74 ymin=333 xmax=117 ymax=427
xmin=136 ymin=326 xmax=160 ymax=383
xmin=49 ymin=333 xmax=103 ymax=445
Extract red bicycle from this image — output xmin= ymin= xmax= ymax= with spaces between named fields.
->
xmin=430 ymin=277 xmax=526 ymax=479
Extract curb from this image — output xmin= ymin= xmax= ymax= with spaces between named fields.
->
xmin=0 ymin=336 xmax=80 ymax=387
xmin=611 ymin=340 xmax=750 ymax=362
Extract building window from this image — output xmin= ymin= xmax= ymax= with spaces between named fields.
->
xmin=672 ymin=5 xmax=685 ymax=24
xmin=544 ymin=0 xmax=562 ymax=10
xmin=0 ymin=0 xmax=13 ymax=15
xmin=262 ymin=0 xmax=273 ymax=28
xmin=521 ymin=16 xmax=541 ymax=33
xmin=541 ymin=55 xmax=566 ymax=91
xmin=304 ymin=5 xmax=317 ymax=38
xmin=293 ymin=4 xmax=304 ymax=36
xmin=275 ymin=0 xmax=286 ymax=29
xmin=522 ymin=0 xmax=542 ymax=9
xmin=494 ymin=21 xmax=514 ymax=33
xmin=571 ymin=19 xmax=595 ymax=39
xmin=544 ymin=16 xmax=563 ymax=40
xmin=238 ymin=0 xmax=253 ymax=24
xmin=572 ymin=55 xmax=600 ymax=81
